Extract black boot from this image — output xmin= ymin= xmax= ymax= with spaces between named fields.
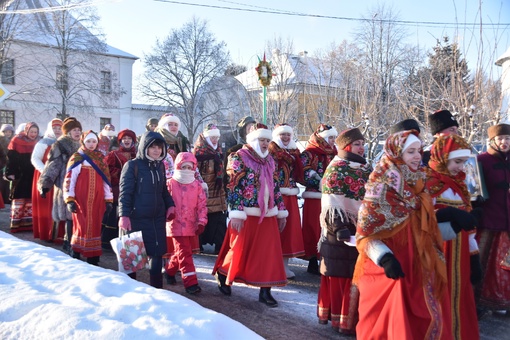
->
xmin=215 ymin=272 xmax=231 ymax=296
xmin=63 ymin=219 xmax=73 ymax=255
xmin=307 ymin=257 xmax=320 ymax=275
xmin=127 ymin=272 xmax=137 ymax=280
xmin=150 ymin=273 xmax=163 ymax=289
xmin=165 ymin=272 xmax=177 ymax=285
xmin=87 ymin=256 xmax=100 ymax=266
xmin=185 ymin=284 xmax=202 ymax=295
xmin=259 ymin=287 xmax=278 ymax=307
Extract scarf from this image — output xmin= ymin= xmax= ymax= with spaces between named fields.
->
xmin=194 ymin=133 xmax=224 ymax=192
xmin=67 ymin=146 xmax=111 ymax=187
xmin=8 ymin=122 xmax=40 ymax=154
xmin=304 ymin=132 xmax=337 ymax=171
xmin=238 ymin=145 xmax=275 ymax=224
xmin=268 ymin=141 xmax=304 ymax=184
xmin=156 ymin=127 xmax=189 ymax=157
xmin=172 ymin=169 xmax=195 ymax=184
xmin=354 ymin=131 xmax=447 ymax=298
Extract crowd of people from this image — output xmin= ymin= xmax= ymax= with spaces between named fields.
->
xmin=1 ymin=109 xmax=509 ymax=338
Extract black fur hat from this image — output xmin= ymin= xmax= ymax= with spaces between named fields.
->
xmin=428 ymin=110 xmax=459 ymax=135
xmin=390 ymin=119 xmax=421 ymax=134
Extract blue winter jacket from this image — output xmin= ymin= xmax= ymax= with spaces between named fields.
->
xmin=118 ymin=131 xmax=174 ymax=256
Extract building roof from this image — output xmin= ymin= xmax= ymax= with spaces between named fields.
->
xmin=496 ymin=46 xmax=510 ymax=66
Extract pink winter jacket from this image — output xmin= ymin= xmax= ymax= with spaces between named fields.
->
xmin=166 ymin=152 xmax=208 ymax=237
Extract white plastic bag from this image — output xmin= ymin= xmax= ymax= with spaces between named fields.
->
xmin=110 ymin=231 xmax=149 ymax=274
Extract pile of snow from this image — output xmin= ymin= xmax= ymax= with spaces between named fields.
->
xmin=0 ymin=231 xmax=261 ymax=339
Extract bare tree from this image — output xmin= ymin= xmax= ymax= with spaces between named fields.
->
xmin=140 ymin=16 xmax=231 ymax=140
xmin=11 ymin=0 xmax=124 ymax=120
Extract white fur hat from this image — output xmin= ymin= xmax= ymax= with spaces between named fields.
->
xmin=246 ymin=123 xmax=272 ymax=143
xmin=203 ymin=123 xmax=221 ymax=138
xmin=317 ymin=124 xmax=338 ymax=140
xmin=272 ymin=123 xmax=293 ymax=140
xmin=158 ymin=113 xmax=181 ymax=130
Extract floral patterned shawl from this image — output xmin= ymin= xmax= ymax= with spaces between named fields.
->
xmin=427 ymin=135 xmax=472 ymax=209
xmin=194 ymin=133 xmax=224 ymax=192
xmin=355 ymin=130 xmax=447 ymax=297
xmin=304 ymin=132 xmax=337 ymax=167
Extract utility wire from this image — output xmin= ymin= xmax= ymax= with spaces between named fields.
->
xmin=154 ymin=0 xmax=510 ymax=29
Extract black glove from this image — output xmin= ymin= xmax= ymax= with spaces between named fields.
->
xmin=105 ymin=202 xmax=113 ymax=215
xmin=379 ymin=253 xmax=405 ymax=280
xmin=40 ymin=187 xmax=50 ymax=198
xmin=470 ymin=254 xmax=483 ymax=285
xmin=436 ymin=207 xmax=477 ymax=233
xmin=67 ymin=201 xmax=77 ymax=213
xmin=335 ymin=228 xmax=351 ymax=242
xmin=470 ymin=207 xmax=483 ymax=226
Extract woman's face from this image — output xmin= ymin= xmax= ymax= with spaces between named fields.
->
xmin=258 ymin=138 xmax=271 ymax=153
xmin=121 ymin=136 xmax=133 ymax=148
xmin=148 ymin=143 xmax=163 ymax=159
xmin=401 ymin=141 xmax=422 ymax=170
xmin=4 ymin=130 xmax=13 ymax=138
xmin=209 ymin=136 xmax=220 ymax=147
xmin=350 ymin=139 xmax=365 ymax=157
xmin=167 ymin=122 xmax=179 ymax=135
xmin=84 ymin=138 xmax=98 ymax=151
xmin=447 ymin=157 xmax=468 ymax=176
xmin=53 ymin=125 xmax=63 ymax=138
xmin=27 ymin=126 xmax=39 ymax=140
xmin=279 ymin=132 xmax=291 ymax=146
xmin=494 ymin=135 xmax=510 ymax=152
xmin=70 ymin=128 xmax=82 ymax=141
xmin=327 ymin=136 xmax=336 ymax=148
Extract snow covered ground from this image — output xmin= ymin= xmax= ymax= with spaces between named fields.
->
xmin=0 ymin=231 xmax=261 ymax=340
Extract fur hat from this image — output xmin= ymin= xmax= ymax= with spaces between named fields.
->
xmin=203 ymin=123 xmax=221 ymax=138
xmin=316 ymin=124 xmax=338 ymax=140
xmin=272 ymin=123 xmax=293 ymax=139
xmin=158 ymin=113 xmax=181 ymax=130
xmin=390 ymin=119 xmax=421 ymax=134
xmin=429 ymin=110 xmax=459 ymax=135
xmin=146 ymin=117 xmax=159 ymax=130
xmin=236 ymin=116 xmax=256 ymax=130
xmin=50 ymin=118 xmax=63 ymax=127
xmin=0 ymin=123 xmax=14 ymax=133
xmin=62 ymin=117 xmax=82 ymax=135
xmin=246 ymin=123 xmax=272 ymax=143
xmin=117 ymin=129 xmax=137 ymax=142
xmin=488 ymin=123 xmax=510 ymax=140
xmin=335 ymin=128 xmax=364 ymax=150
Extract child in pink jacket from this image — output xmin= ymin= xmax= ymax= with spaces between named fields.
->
xmin=164 ymin=152 xmax=208 ymax=294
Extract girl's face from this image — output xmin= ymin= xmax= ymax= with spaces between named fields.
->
xmin=121 ymin=136 xmax=133 ymax=148
xmin=148 ymin=143 xmax=163 ymax=159
xmin=327 ymin=136 xmax=336 ymax=148
xmin=350 ymin=139 xmax=365 ymax=157
xmin=279 ymin=132 xmax=291 ymax=146
xmin=53 ymin=125 xmax=63 ymax=138
xmin=209 ymin=136 xmax=219 ymax=147
xmin=494 ymin=135 xmax=510 ymax=152
xmin=167 ymin=122 xmax=179 ymax=135
xmin=180 ymin=162 xmax=193 ymax=171
xmin=70 ymin=128 xmax=82 ymax=141
xmin=401 ymin=141 xmax=422 ymax=170
xmin=447 ymin=157 xmax=469 ymax=176
xmin=258 ymin=138 xmax=271 ymax=153
xmin=3 ymin=130 xmax=13 ymax=138
xmin=84 ymin=138 xmax=98 ymax=151
xmin=27 ymin=126 xmax=39 ymax=140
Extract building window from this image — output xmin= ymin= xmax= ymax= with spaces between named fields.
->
xmin=101 ymin=71 xmax=111 ymax=94
xmin=99 ymin=117 xmax=111 ymax=130
xmin=56 ymin=65 xmax=68 ymax=90
xmin=1 ymin=59 xmax=15 ymax=85
xmin=0 ymin=110 xmax=15 ymax=126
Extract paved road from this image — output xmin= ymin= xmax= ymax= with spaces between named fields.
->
xmin=1 ymin=206 xmax=508 ymax=339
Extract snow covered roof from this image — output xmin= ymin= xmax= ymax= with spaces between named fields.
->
xmin=496 ymin=46 xmax=510 ymax=66
xmin=7 ymin=0 xmax=137 ymax=60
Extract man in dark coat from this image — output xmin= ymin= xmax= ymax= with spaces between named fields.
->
xmin=118 ymin=131 xmax=175 ymax=288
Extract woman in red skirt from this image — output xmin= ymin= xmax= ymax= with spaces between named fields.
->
xmin=213 ymin=123 xmax=288 ymax=307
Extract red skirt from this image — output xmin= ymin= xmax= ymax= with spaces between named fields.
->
xmin=477 ymin=229 xmax=510 ymax=309
xmin=31 ymin=169 xmax=55 ymax=241
xmin=302 ymin=198 xmax=321 ymax=258
xmin=280 ymin=195 xmax=304 ymax=258
xmin=71 ymin=167 xmax=105 ymax=258
xmin=214 ymin=215 xmax=287 ymax=287
xmin=317 ymin=275 xmax=359 ymax=334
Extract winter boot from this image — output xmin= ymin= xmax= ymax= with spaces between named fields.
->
xmin=127 ymin=272 xmax=137 ymax=280
xmin=283 ymin=257 xmax=295 ymax=280
xmin=259 ymin=287 xmax=278 ymax=307
xmin=63 ymin=219 xmax=73 ymax=255
xmin=165 ymin=272 xmax=177 ymax=285
xmin=185 ymin=284 xmax=202 ymax=295
xmin=215 ymin=272 xmax=231 ymax=296
xmin=87 ymin=256 xmax=100 ymax=266
xmin=307 ymin=257 xmax=320 ymax=275
xmin=150 ymin=273 xmax=163 ymax=289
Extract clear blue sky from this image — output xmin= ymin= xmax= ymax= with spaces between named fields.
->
xmin=95 ymin=0 xmax=510 ymax=103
